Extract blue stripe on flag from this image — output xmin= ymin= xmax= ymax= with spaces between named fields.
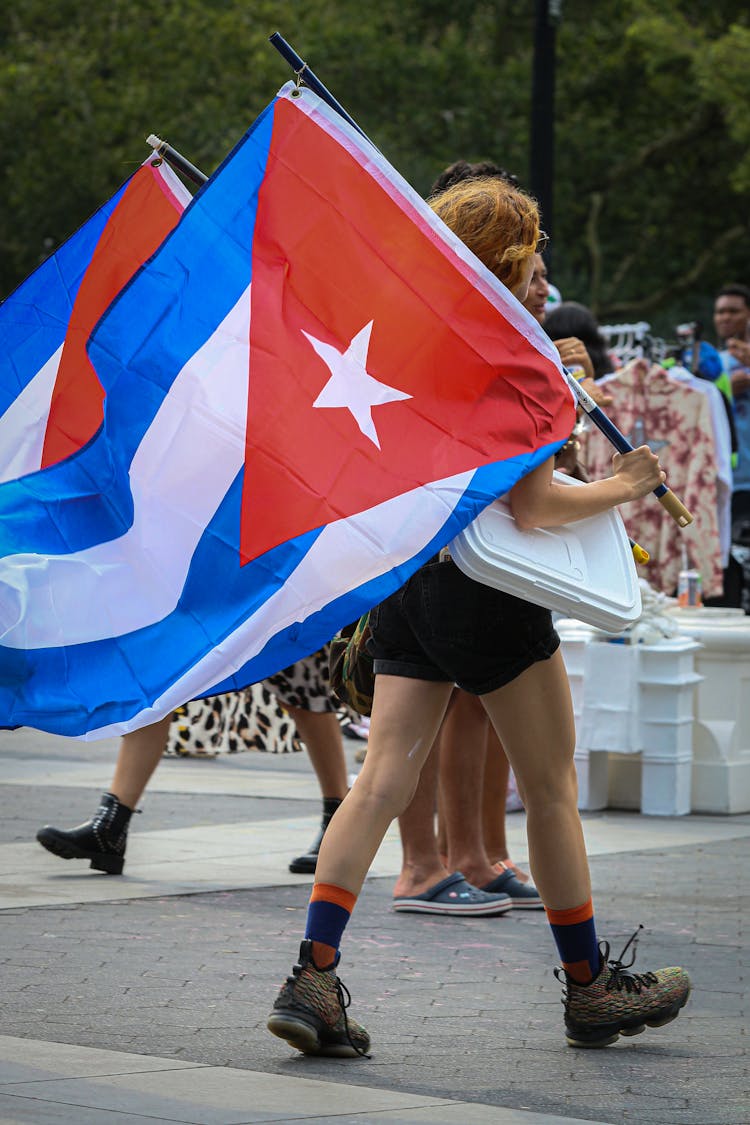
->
xmin=0 ymin=182 xmax=129 ymax=416
xmin=0 ymin=435 xmax=126 ymax=556
xmin=0 ymin=443 xmax=559 ymax=736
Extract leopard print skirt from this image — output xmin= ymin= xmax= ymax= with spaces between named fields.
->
xmin=265 ymin=644 xmax=337 ymax=714
xmin=165 ymin=646 xmax=337 ymax=757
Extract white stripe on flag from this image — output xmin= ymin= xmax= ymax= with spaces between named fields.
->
xmin=87 ymin=466 xmax=475 ymax=739
xmin=0 ymin=287 xmax=251 ymax=647
xmin=154 ymin=159 xmax=194 ymax=210
xmin=0 ymin=343 xmax=63 ymax=483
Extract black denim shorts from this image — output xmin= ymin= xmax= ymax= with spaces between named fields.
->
xmin=369 ymin=559 xmax=559 ymax=695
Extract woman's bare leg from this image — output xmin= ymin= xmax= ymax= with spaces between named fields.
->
xmin=481 ymin=651 xmax=590 ymax=909
xmin=313 ymin=675 xmax=454 ymax=896
xmin=482 ymin=727 xmax=511 ymax=863
xmin=438 ymin=689 xmax=497 ymax=888
xmin=285 ymin=706 xmax=348 ymax=800
xmin=110 ymin=715 xmax=173 ymax=809
xmin=36 ymin=715 xmax=172 ymax=875
xmin=393 ymin=733 xmax=447 ymax=897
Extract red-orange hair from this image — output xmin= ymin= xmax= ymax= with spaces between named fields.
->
xmin=429 ymin=177 xmax=540 ymax=292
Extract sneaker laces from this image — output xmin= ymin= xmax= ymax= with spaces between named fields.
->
xmin=603 ymin=926 xmax=658 ymax=995
xmin=335 ymin=976 xmax=371 ymax=1059
xmin=291 ymin=951 xmax=372 ymax=1059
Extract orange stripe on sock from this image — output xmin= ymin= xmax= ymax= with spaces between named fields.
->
xmin=311 ymin=941 xmax=338 ymax=970
xmin=562 ymin=958 xmax=595 ymax=984
xmin=545 ymin=898 xmax=594 ymax=927
xmin=310 ymin=882 xmax=357 ymax=913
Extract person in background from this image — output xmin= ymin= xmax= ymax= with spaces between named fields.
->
xmin=393 ymin=685 xmax=541 ymax=916
xmin=714 ymin=284 xmax=750 ymax=550
xmin=35 ymin=650 xmax=349 ymax=876
xmin=544 ymin=302 xmax=614 ymax=386
xmin=395 ymin=167 xmax=614 ymax=915
xmin=389 ymin=160 xmax=545 ymax=917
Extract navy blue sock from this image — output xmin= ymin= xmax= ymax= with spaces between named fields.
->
xmin=305 ymin=882 xmax=356 ymax=968
xmin=546 ymin=899 xmax=600 ymax=983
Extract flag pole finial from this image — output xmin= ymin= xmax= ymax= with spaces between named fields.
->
xmin=145 ymin=135 xmax=208 ymax=187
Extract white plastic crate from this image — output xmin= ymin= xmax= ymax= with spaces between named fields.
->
xmin=638 ymin=716 xmax=694 ymax=757
xmin=638 ymin=676 xmax=702 ymax=722
xmin=641 ymin=756 xmax=692 ymax=816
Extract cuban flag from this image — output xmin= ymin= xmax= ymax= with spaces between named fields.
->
xmin=0 ymin=157 xmax=192 ymax=482
xmin=0 ymin=83 xmax=575 ymax=739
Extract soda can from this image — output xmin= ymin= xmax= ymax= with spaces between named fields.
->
xmin=677 ymin=568 xmax=702 ymax=608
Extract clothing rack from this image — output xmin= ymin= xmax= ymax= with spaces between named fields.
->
xmin=600 ymin=321 xmax=667 ymax=365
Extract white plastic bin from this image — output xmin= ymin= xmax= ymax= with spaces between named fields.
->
xmin=665 ymin=608 xmax=750 ymax=813
xmin=558 ymin=628 xmax=701 ymax=815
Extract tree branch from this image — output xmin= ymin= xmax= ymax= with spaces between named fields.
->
xmin=601 ymin=224 xmax=747 ymax=319
xmin=608 ymin=245 xmax=640 ymax=294
xmin=585 ymin=190 xmax=604 ymax=314
xmin=603 ymin=106 xmax=716 ymax=189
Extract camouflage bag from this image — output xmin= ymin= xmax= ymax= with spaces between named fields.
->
xmin=328 ymin=611 xmax=374 ymax=717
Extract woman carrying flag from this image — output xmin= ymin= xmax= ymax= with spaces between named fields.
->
xmin=267 ymin=173 xmax=690 ymax=1057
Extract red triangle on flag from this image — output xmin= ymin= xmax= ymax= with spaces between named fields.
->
xmin=241 ymin=97 xmax=572 ymax=565
xmin=41 ymin=165 xmax=186 ymax=468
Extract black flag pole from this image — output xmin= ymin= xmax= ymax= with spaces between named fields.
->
xmin=268 ymin=32 xmax=376 ymax=147
xmin=146 ymin=134 xmax=208 ymax=186
xmin=147 ymin=34 xmax=376 ymax=189
xmin=564 ymin=372 xmax=692 ymax=527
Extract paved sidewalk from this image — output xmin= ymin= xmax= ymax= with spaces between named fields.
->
xmin=0 ymin=728 xmax=747 ymax=1124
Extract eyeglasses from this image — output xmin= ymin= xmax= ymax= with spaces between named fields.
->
xmin=536 ymin=230 xmax=550 ymax=253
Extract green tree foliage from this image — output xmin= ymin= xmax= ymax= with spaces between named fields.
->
xmin=553 ymin=0 xmax=750 ymax=326
xmin=1 ymin=0 xmax=747 ymax=335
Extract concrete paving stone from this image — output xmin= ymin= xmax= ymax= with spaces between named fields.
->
xmin=294 ymin=1113 xmax=603 ymax=1125
xmin=0 ymin=1017 xmax=52 ymax=1030
xmin=1 ymin=746 xmax=747 ymax=1125
xmin=0 ymin=1057 xmax=593 ymax=1125
xmin=3 ymin=784 xmax=309 ymax=844
xmin=0 ymin=1095 xmax=183 ymax=1125
xmin=0 ymin=731 xmax=364 ymax=801
xmin=0 ymin=824 xmax=405 ymax=911
xmin=0 ymin=1034 xmax=204 ymax=1082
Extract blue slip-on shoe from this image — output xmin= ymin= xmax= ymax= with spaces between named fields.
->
xmin=393 ymin=871 xmax=512 ymax=916
xmin=481 ymin=866 xmax=544 ymax=909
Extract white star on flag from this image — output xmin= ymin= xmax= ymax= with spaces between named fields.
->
xmin=303 ymin=320 xmax=412 ymax=449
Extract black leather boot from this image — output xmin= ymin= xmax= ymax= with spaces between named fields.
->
xmin=289 ymin=797 xmax=343 ymax=874
xmin=36 ymin=792 xmax=133 ymax=875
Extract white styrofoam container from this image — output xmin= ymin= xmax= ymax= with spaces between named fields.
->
xmin=450 ymin=471 xmax=641 ymax=632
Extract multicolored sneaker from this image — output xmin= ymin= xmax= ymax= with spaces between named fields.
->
xmin=556 ymin=927 xmax=691 ymax=1048
xmin=267 ymin=940 xmax=371 ymax=1057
